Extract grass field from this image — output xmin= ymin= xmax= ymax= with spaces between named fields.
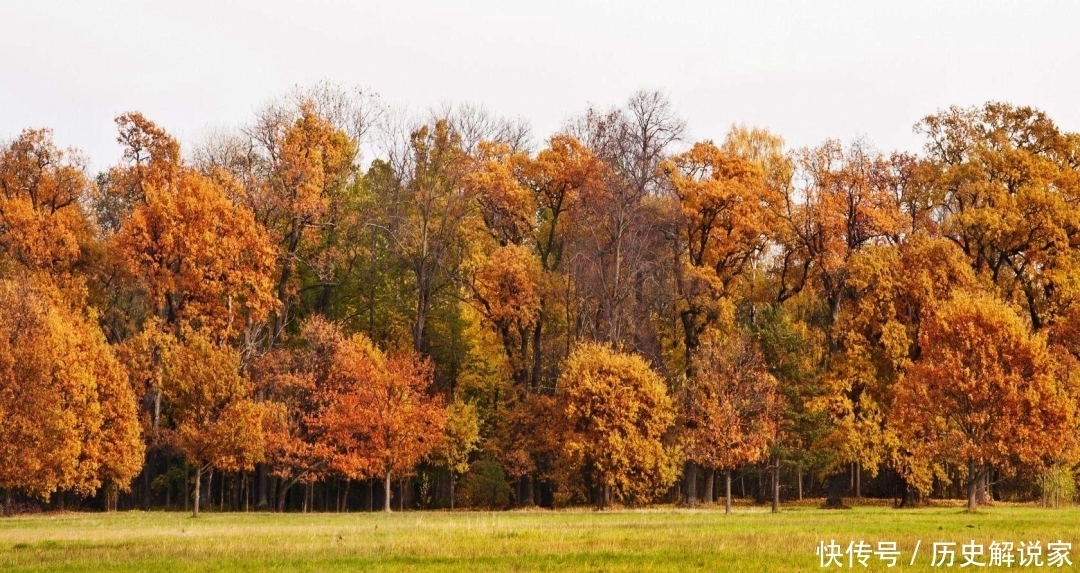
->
xmin=1 ymin=502 xmax=1078 ymax=571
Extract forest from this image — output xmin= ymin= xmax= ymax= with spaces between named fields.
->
xmin=2 ymin=85 xmax=1079 ymax=517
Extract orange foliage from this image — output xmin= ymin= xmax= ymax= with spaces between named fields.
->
xmin=319 ymin=334 xmax=446 ymax=511
xmin=0 ymin=277 xmax=143 ymax=505
xmin=892 ymin=293 xmax=1078 ymax=510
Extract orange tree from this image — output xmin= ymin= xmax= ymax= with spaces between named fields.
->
xmin=160 ymin=331 xmax=266 ymax=517
xmin=892 ymin=292 xmax=1078 ymax=511
xmin=319 ymin=334 xmax=446 ymax=512
xmin=0 ymin=277 xmax=142 ymax=514
xmin=683 ymin=326 xmax=778 ymax=513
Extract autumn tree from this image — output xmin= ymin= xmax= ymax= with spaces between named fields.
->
xmin=921 ymin=102 xmax=1080 ymax=334
xmin=0 ymin=277 xmax=143 ymax=514
xmin=243 ymin=101 xmax=359 ymax=343
xmin=892 ymin=292 xmax=1077 ymax=511
xmin=683 ymin=326 xmax=778 ymax=513
xmin=114 ymin=167 xmax=277 ymax=341
xmin=0 ymin=129 xmax=94 ymax=277
xmin=555 ymin=343 xmax=678 ymax=508
xmin=253 ymin=316 xmax=347 ymax=511
xmin=433 ymin=398 xmax=481 ymax=509
xmin=821 ymin=235 xmax=976 ymax=505
xmin=320 ymin=334 xmax=446 ymax=512
xmin=161 ymin=331 xmax=266 ymax=517
xmin=663 ymin=141 xmax=776 ymax=375
xmin=662 ymin=140 xmax=778 ymax=502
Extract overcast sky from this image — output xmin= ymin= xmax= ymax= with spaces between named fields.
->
xmin=3 ymin=0 xmax=1078 ymax=171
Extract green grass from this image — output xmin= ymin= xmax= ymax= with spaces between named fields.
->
xmin=1 ymin=502 xmax=1078 ymax=571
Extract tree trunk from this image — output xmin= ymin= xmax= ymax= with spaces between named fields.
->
xmin=724 ymin=470 xmax=732 ymax=515
xmin=771 ymin=457 xmax=780 ymax=513
xmin=967 ymin=476 xmax=978 ymax=512
xmin=855 ymin=462 xmax=861 ymax=499
xmin=383 ymin=473 xmax=392 ymax=513
xmin=824 ymin=472 xmax=845 ymax=508
xmin=966 ymin=462 xmax=983 ymax=512
xmin=797 ymin=467 xmax=803 ymax=501
xmin=523 ymin=475 xmax=534 ymax=507
xmin=449 ymin=473 xmax=455 ymax=510
xmin=277 ymin=480 xmax=289 ymax=512
xmin=684 ymin=460 xmax=698 ymax=506
xmin=703 ymin=468 xmax=715 ymax=504
xmin=4 ymin=489 xmax=11 ymax=516
xmin=184 ymin=465 xmax=189 ymax=513
xmin=255 ymin=463 xmax=269 ymax=510
xmin=899 ymin=476 xmax=921 ymax=508
xmin=193 ymin=466 xmax=202 ymax=518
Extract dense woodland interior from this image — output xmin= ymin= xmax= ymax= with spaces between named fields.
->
xmin=2 ymin=85 xmax=1080 ymax=515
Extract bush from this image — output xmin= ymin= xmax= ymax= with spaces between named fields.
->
xmin=462 ymin=459 xmax=513 ymax=510
xmin=1036 ymin=465 xmax=1077 ymax=508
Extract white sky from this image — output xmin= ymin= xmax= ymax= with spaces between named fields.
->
xmin=2 ymin=0 xmax=1078 ymax=171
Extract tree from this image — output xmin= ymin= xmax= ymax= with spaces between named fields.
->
xmin=921 ymin=102 xmax=1080 ymax=333
xmin=564 ymin=90 xmax=684 ymax=351
xmin=0 ymin=128 xmax=93 ymax=276
xmin=253 ymin=316 xmax=346 ymax=511
xmin=243 ymin=101 xmax=359 ymax=345
xmin=684 ymin=326 xmax=778 ymax=513
xmin=663 ymin=141 xmax=776 ymax=375
xmin=892 ymin=292 xmax=1078 ymax=511
xmin=822 ymin=235 xmax=976 ymax=506
xmin=320 ymin=334 xmax=446 ymax=512
xmin=663 ymin=140 xmax=778 ymax=503
xmin=434 ymin=399 xmax=481 ymax=509
xmin=555 ymin=342 xmax=678 ymax=508
xmin=161 ymin=331 xmax=266 ymax=517
xmin=0 ymin=277 xmax=143 ymax=514
xmin=114 ymin=161 xmax=277 ymax=343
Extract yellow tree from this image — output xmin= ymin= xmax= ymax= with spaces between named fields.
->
xmin=780 ymin=139 xmax=904 ymax=505
xmin=825 ymin=235 xmax=976 ymax=505
xmin=114 ymin=165 xmax=277 ymax=342
xmin=161 ymin=331 xmax=266 ymax=517
xmin=892 ymin=292 xmax=1078 ymax=511
xmin=433 ymin=398 xmax=481 ymax=509
xmin=0 ymin=277 xmax=142 ymax=514
xmin=921 ymin=102 xmax=1080 ymax=334
xmin=555 ymin=342 xmax=678 ymax=508
xmin=245 ymin=103 xmax=357 ymax=343
xmin=110 ymin=116 xmax=277 ymax=510
xmin=663 ymin=141 xmax=776 ymax=375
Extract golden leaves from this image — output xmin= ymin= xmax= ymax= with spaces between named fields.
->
xmin=161 ymin=330 xmax=265 ymax=473
xmin=683 ymin=326 xmax=779 ymax=471
xmin=0 ymin=276 xmax=142 ymax=499
xmin=555 ymin=342 xmax=678 ymax=506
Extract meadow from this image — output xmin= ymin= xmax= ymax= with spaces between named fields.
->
xmin=1 ymin=502 xmax=1077 ymax=572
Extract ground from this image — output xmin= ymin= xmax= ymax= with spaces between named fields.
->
xmin=1 ymin=502 xmax=1077 ymax=571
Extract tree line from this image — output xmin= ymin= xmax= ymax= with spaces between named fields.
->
xmin=2 ymin=85 xmax=1079 ymax=516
